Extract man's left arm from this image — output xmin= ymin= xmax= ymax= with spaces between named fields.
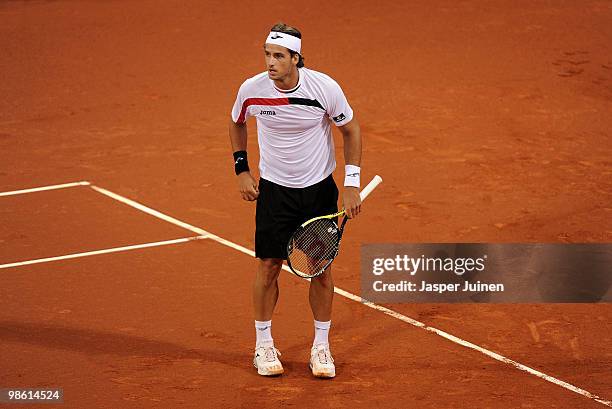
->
xmin=338 ymin=118 xmax=362 ymax=219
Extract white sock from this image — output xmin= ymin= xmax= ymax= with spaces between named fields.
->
xmin=255 ymin=320 xmax=273 ymax=346
xmin=313 ymin=320 xmax=331 ymax=346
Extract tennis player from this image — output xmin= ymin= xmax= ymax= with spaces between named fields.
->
xmin=229 ymin=22 xmax=362 ymax=378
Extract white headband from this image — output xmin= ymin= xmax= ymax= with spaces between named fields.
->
xmin=265 ymin=31 xmax=301 ymax=54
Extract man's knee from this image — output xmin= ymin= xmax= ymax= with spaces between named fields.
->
xmin=258 ymin=258 xmax=283 ymax=287
xmin=311 ymin=267 xmax=334 ymax=288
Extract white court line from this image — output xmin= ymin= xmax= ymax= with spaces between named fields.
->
xmin=0 ymin=236 xmax=205 ymax=269
xmin=0 ymin=181 xmax=91 ymax=197
xmin=90 ymin=185 xmax=212 ymax=240
xmin=334 ymin=288 xmax=612 ymax=407
xmin=91 ymin=184 xmax=293 ymax=273
xmin=87 ymin=184 xmax=611 ymax=407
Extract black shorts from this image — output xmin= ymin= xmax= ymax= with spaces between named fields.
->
xmin=255 ymin=174 xmax=339 ymax=259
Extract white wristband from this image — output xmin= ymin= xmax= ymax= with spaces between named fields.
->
xmin=344 ymin=165 xmax=361 ymax=188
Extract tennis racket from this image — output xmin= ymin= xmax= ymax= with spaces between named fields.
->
xmin=286 ymin=175 xmax=383 ymax=278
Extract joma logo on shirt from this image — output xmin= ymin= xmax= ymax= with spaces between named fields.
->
xmin=260 ymin=110 xmax=276 ymax=116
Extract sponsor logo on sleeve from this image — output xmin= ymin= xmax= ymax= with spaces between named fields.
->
xmin=332 ymin=113 xmax=346 ymax=123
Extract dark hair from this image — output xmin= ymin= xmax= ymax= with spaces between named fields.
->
xmin=270 ymin=22 xmax=305 ymax=68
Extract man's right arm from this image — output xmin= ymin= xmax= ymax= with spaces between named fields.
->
xmin=229 ymin=119 xmax=259 ymax=201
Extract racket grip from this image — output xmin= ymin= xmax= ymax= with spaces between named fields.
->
xmin=360 ymin=175 xmax=382 ymax=201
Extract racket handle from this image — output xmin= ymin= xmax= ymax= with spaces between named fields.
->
xmin=360 ymin=175 xmax=383 ymax=201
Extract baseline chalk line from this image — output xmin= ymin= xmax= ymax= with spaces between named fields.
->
xmin=90 ymin=185 xmax=213 ymax=240
xmin=90 ymin=185 xmax=295 ymax=273
xmin=86 ymin=184 xmax=612 ymax=407
xmin=0 ymin=181 xmax=91 ymax=197
xmin=0 ymin=236 xmax=205 ymax=269
xmin=335 ymin=288 xmax=612 ymax=407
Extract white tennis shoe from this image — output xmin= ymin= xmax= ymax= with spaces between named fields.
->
xmin=253 ymin=341 xmax=284 ymax=376
xmin=309 ymin=343 xmax=335 ymax=378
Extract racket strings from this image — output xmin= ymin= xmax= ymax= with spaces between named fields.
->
xmin=287 ymin=218 xmax=340 ymax=277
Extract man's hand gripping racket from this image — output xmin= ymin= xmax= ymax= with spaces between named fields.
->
xmin=286 ymin=175 xmax=383 ymax=278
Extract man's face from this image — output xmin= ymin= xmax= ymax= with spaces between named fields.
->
xmin=264 ymin=43 xmax=297 ymax=81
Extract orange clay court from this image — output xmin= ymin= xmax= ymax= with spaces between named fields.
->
xmin=0 ymin=1 xmax=611 ymax=408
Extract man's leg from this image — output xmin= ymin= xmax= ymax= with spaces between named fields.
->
xmin=254 ymin=258 xmax=283 ymax=321
xmin=306 ymin=175 xmax=339 ymax=378
xmin=309 ymin=266 xmax=334 ymax=322
xmin=308 ymin=266 xmax=336 ymax=378
xmin=252 ymin=258 xmax=284 ymax=376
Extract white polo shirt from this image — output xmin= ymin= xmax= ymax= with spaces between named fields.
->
xmin=231 ymin=67 xmax=354 ymax=188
